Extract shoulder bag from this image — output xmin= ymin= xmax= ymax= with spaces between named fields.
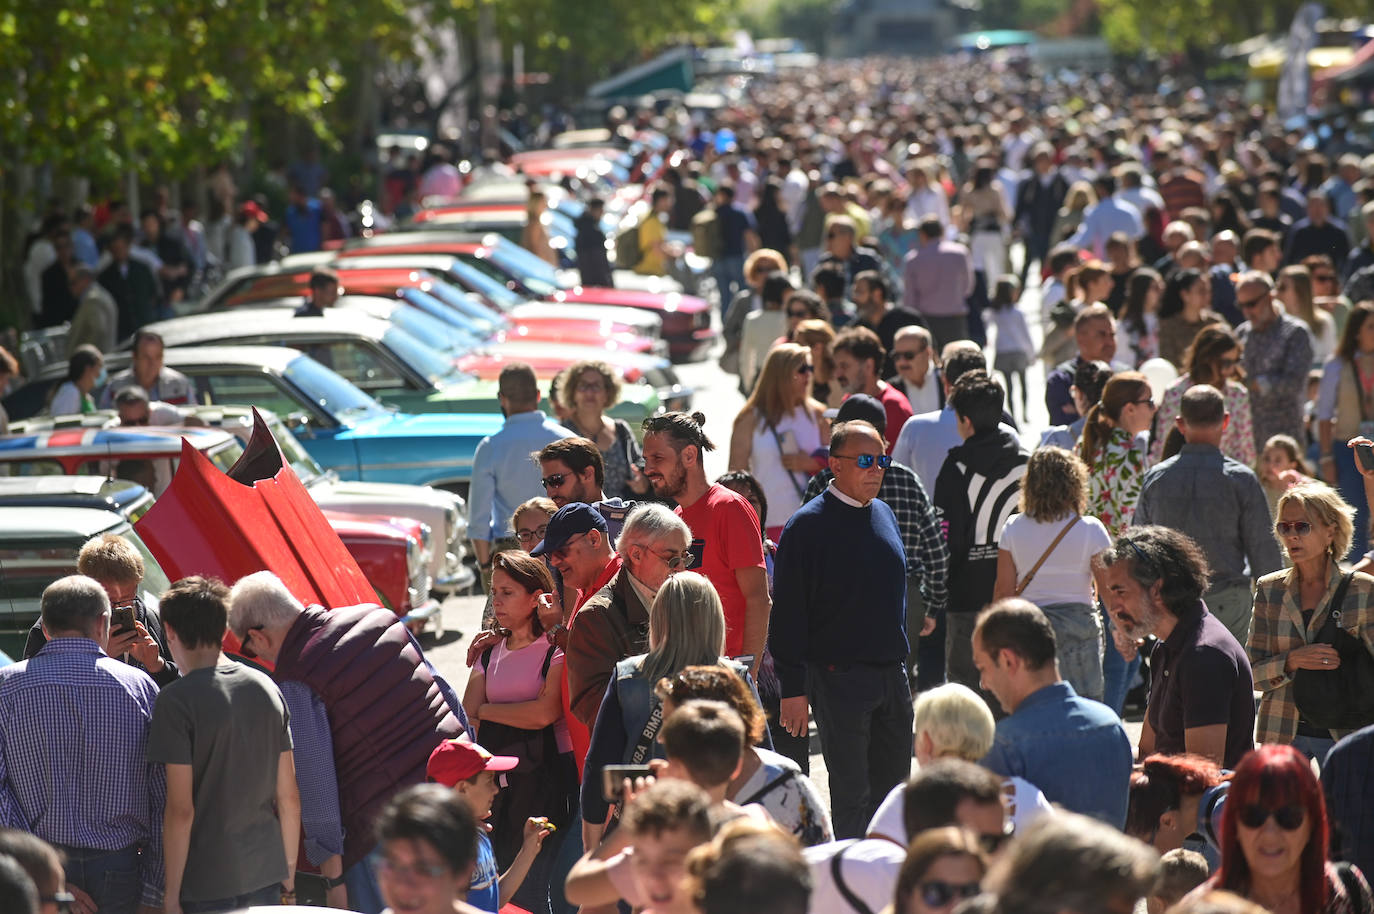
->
xmin=830 ymin=841 xmax=876 ymax=914
xmin=766 ymin=417 xmax=808 ymax=501
xmin=1293 ymin=572 xmax=1374 ymax=731
xmin=1014 ymin=515 xmax=1080 ymax=596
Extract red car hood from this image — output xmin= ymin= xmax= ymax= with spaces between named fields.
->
xmin=551 ymin=287 xmax=710 ymax=314
xmin=136 ymin=410 xmax=377 ymax=619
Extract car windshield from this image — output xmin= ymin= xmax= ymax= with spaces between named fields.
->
xmin=405 ymin=285 xmax=504 ymax=336
xmin=282 ymin=354 xmax=389 ymax=423
xmin=444 ymin=259 xmax=525 ymax=309
xmin=482 ymin=241 xmax=565 ymax=295
xmin=381 ymin=325 xmax=472 ymax=387
xmin=265 ymin=416 xmax=328 ymax=481
xmin=207 ymin=440 xmax=246 ymax=474
xmin=386 ymin=298 xmax=485 ymax=355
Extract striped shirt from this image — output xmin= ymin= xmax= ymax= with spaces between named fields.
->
xmin=0 ymin=638 xmax=165 ymax=905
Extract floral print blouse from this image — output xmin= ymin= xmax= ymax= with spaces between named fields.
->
xmin=1087 ymin=426 xmax=1151 ymax=536
xmin=1150 ymin=375 xmax=1256 ymax=467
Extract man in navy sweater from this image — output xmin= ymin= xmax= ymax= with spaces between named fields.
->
xmin=770 ymin=419 xmax=912 ymax=838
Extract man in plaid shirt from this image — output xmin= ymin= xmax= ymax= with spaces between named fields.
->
xmin=804 ymin=394 xmax=948 ymax=684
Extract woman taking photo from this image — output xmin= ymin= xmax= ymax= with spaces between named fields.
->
xmin=1151 ymin=326 xmax=1256 ymax=466
xmin=1157 ymin=269 xmax=1223 ymax=370
xmin=892 ymin=827 xmax=989 ymax=914
xmin=1117 ymin=268 xmax=1163 ymax=369
xmin=559 ymin=359 xmax=650 ymax=501
xmin=1316 ymin=303 xmax=1374 ymax=556
xmin=728 ymin=343 xmax=826 ymax=540
xmin=993 ymin=446 xmax=1112 ymax=701
xmin=1192 ymin=744 xmax=1374 ymax=914
xmin=48 ymin=344 xmax=104 ymax=416
xmin=1250 ymin=482 xmax=1374 ymax=760
xmin=1278 ymin=266 xmax=1336 ymax=366
xmin=460 ymin=551 xmax=574 ymax=909
xmin=580 ymin=572 xmax=746 ymax=848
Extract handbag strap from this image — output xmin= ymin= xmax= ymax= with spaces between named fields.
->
xmin=1353 ymin=362 xmax=1372 ymax=423
xmin=1316 ymin=572 xmax=1355 ymax=640
xmin=765 ymin=417 xmax=808 ymax=500
xmin=830 ymin=842 xmax=876 ymax=914
xmin=738 ymin=767 xmax=798 ymax=807
xmin=1014 ymin=516 xmax=1081 ymax=596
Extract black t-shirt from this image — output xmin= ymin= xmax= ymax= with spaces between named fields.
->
xmin=1147 ymin=603 xmax=1256 ymax=768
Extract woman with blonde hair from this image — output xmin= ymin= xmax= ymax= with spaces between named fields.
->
xmin=521 ymin=188 xmax=558 ymax=266
xmin=728 ymin=344 xmax=827 ymax=539
xmin=1052 ymin=180 xmax=1097 ymax=244
xmin=993 ymin=447 xmax=1112 ymax=701
xmin=559 ymin=359 xmax=650 ymax=500
xmin=794 ymin=318 xmax=843 ymax=408
xmin=1277 ymin=265 xmax=1336 ymax=365
xmin=1150 ymin=325 xmax=1255 ymax=466
xmin=1250 ymin=481 xmax=1374 ymax=760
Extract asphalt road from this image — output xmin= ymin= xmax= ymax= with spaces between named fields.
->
xmin=420 ymin=270 xmax=1145 ymax=812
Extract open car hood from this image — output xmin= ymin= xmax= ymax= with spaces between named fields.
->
xmin=135 ymin=409 xmax=378 ymax=630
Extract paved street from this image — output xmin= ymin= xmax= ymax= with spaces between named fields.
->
xmin=421 ymin=267 xmax=1143 ymax=814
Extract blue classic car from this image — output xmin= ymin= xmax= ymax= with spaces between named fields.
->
xmin=147 ymin=345 xmax=502 ymax=497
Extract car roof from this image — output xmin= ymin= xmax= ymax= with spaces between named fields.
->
xmin=146 ymin=310 xmax=392 ymax=346
xmin=159 ymin=345 xmax=305 ymax=371
xmin=0 ymin=506 xmax=126 ymax=539
xmin=0 ymin=425 xmax=234 ymax=459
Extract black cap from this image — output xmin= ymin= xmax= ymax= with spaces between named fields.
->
xmin=827 ymin=393 xmax=887 ymax=437
xmin=529 ymin=503 xmax=608 ymax=556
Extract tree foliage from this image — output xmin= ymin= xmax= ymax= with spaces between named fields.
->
xmin=1097 ymin=0 xmax=1369 ymax=54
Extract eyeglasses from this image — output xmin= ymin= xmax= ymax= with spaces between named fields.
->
xmin=833 ymin=453 xmax=892 ymax=469
xmin=1275 ymin=520 xmax=1314 ymax=537
xmin=541 ymin=474 xmax=568 ymax=489
xmin=1132 ymin=397 xmax=1156 ymax=409
xmin=918 ymin=881 xmax=982 ymax=907
xmin=576 ymin=381 xmax=605 ymax=393
xmin=1238 ymin=803 xmax=1306 ymax=831
xmin=632 ymin=543 xmax=697 ymax=570
xmin=516 ymin=523 xmax=549 ymax=545
xmin=42 ymin=894 xmax=75 ymax=914
xmin=978 ymin=824 xmax=1013 ymax=855
xmin=893 ymin=349 xmax=924 ymax=361
xmin=551 ymin=531 xmax=591 ymax=560
xmin=376 ymin=857 xmax=451 ymax=880
xmin=797 ymin=364 xmax=815 ymax=375
xmin=787 ymin=309 xmax=810 ymax=319
xmin=238 ymin=624 xmax=264 ymax=659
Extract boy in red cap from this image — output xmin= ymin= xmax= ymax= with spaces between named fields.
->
xmin=426 ymin=739 xmax=554 ymax=913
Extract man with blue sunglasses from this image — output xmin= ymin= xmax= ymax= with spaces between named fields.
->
xmin=771 ymin=418 xmax=913 ymax=839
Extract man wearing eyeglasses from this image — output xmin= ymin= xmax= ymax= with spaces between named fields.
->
xmin=1133 ymin=385 xmax=1282 ymax=647
xmin=771 ymin=418 xmax=913 ymax=839
xmin=1235 ymin=270 xmax=1314 ymax=461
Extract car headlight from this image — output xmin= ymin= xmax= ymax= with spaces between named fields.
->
xmin=407 ymin=527 xmax=433 ymax=608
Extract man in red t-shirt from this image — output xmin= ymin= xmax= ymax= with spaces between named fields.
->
xmin=640 ymin=412 xmax=770 ymax=672
xmin=832 ymin=325 xmax=913 ymax=455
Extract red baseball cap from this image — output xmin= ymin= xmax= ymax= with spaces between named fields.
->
xmin=426 ymin=739 xmax=519 ymax=787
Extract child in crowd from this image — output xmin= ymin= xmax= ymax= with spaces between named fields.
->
xmin=986 ymin=275 xmax=1035 ymax=423
xmin=1147 ymin=848 xmax=1210 ymax=914
xmin=426 ymin=739 xmax=554 ymax=913
xmin=1258 ymin=434 xmax=1310 ymax=519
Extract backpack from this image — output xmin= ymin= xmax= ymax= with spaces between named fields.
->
xmin=614 ymin=219 xmax=642 ymax=269
xmin=692 ymin=208 xmax=722 ymax=260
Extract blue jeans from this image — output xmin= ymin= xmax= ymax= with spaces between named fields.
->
xmin=182 ymin=882 xmax=279 ymax=913
xmin=713 ymin=255 xmax=746 ymax=311
xmin=1041 ymin=603 xmax=1104 ymax=703
xmin=1292 ymin=733 xmax=1337 ymax=768
xmin=1101 ymin=606 xmax=1141 ymax=718
xmin=59 ymin=845 xmax=141 ymax=914
xmin=345 ymin=846 xmax=384 ymax=914
xmin=547 ymin=799 xmax=584 ymax=914
xmin=1333 ymin=440 xmax=1370 ymax=558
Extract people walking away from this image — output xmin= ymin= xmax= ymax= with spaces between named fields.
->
xmin=738 ymin=272 xmax=792 ymax=395
xmin=148 ymin=576 xmax=300 ymax=913
xmin=711 ymin=182 xmax=758 ymax=307
xmin=903 ymin=217 xmax=975 ymax=348
xmin=1117 ymin=269 xmax=1163 ymax=368
xmin=468 ymin=364 xmax=573 ymax=592
xmin=99 ymin=223 xmax=159 ymax=339
xmin=992 ymin=448 xmax=1112 ymax=701
xmin=1323 ymin=723 xmax=1374 ymax=881
xmin=934 ymin=370 xmax=1029 ymax=699
xmin=1236 ymin=270 xmax=1315 ymax=453
xmin=974 ymin=598 xmax=1132 ymax=826
xmin=66 ymin=266 xmax=119 ymax=356
xmin=1316 ymin=302 xmax=1374 ymax=557
xmin=1249 ymin=482 xmax=1374 ymax=761
xmin=721 ymin=249 xmax=788 ymax=376
xmin=987 ymin=275 xmax=1035 ymax=423
xmin=1134 ymin=385 xmax=1284 ymax=646
xmin=575 ymin=198 xmax=614 ymax=288
xmin=1094 ymin=527 xmax=1256 ymax=767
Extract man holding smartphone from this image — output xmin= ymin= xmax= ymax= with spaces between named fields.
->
xmin=23 ymin=533 xmax=178 ymax=687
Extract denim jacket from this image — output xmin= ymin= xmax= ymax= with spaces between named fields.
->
xmin=981 ymin=681 xmax=1133 ymax=828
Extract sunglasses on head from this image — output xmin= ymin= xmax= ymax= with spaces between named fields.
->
xmin=1239 ymin=803 xmax=1306 ymax=831
xmin=1275 ymin=521 xmax=1313 ymax=536
xmin=919 ymin=881 xmax=982 ymax=907
xmin=834 ymin=453 xmax=892 ymax=469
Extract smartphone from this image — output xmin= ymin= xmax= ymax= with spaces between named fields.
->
xmin=1358 ymin=443 xmax=1374 ymax=474
xmin=110 ymin=604 xmax=137 ymax=637
xmin=601 ymin=764 xmax=655 ymax=804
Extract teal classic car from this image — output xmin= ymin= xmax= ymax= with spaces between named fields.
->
xmin=120 ymin=345 xmax=505 ymax=498
xmin=135 ymin=310 xmax=662 ymax=427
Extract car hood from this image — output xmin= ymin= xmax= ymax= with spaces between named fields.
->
xmin=346 ymin=410 xmax=505 ymax=439
xmin=136 ymin=412 xmax=378 ymax=619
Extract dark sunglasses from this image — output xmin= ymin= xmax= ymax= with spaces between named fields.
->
xmin=833 ymin=453 xmax=892 ymax=469
xmin=541 ymin=474 xmax=568 ymax=489
xmin=1239 ymin=803 xmax=1306 ymax=831
xmin=238 ymin=624 xmax=264 ymax=659
xmin=978 ymin=827 xmax=1012 ymax=855
xmin=894 ymin=349 xmax=924 ymax=361
xmin=1274 ymin=520 xmax=1313 ymax=536
xmin=1132 ymin=397 xmax=1156 ymax=409
xmin=1237 ymin=293 xmax=1270 ymax=308
xmin=919 ymin=881 xmax=982 ymax=907
xmin=797 ymin=364 xmax=815 ymax=375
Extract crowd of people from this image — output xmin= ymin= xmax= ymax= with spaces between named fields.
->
xmin=8 ymin=48 xmax=1374 ymax=914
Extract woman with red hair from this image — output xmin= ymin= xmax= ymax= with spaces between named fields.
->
xmin=1126 ymin=753 xmax=1227 ymax=855
xmin=1194 ymin=745 xmax=1373 ymax=914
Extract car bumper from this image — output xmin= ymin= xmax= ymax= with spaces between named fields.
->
xmin=667 ymin=327 xmax=719 ymax=362
xmin=400 ymin=597 xmax=444 ymax=626
xmin=435 ymin=561 xmax=477 ymax=594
